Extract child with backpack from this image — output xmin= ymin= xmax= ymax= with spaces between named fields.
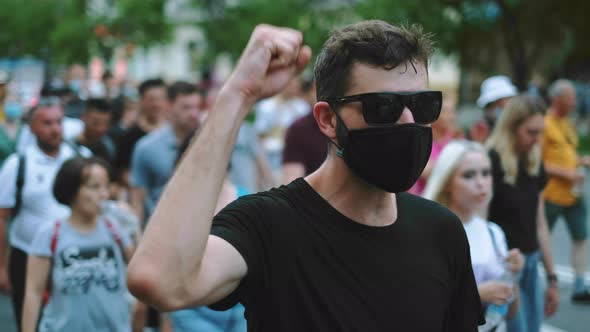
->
xmin=21 ymin=157 xmax=134 ymax=332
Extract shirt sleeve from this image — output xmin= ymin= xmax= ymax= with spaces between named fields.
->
xmin=208 ymin=194 xmax=270 ymax=310
xmin=447 ymin=216 xmax=486 ymax=331
xmin=130 ymin=140 xmax=149 ymax=189
xmin=29 ymin=221 xmax=57 ymax=258
xmin=0 ymin=154 xmax=19 ymax=208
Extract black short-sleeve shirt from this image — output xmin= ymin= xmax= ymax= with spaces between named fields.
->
xmin=114 ymin=124 xmax=147 ymax=172
xmin=210 ymin=178 xmax=484 ymax=332
xmin=488 ymin=149 xmax=548 ymax=253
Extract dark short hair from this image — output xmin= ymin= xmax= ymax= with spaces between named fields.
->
xmin=53 ymin=157 xmax=111 ymax=206
xmin=102 ymin=70 xmax=113 ymax=81
xmin=138 ymin=78 xmax=166 ymax=97
xmin=84 ymin=98 xmax=111 ymax=115
xmin=167 ymin=81 xmax=199 ymax=102
xmin=314 ymin=20 xmax=434 ymax=102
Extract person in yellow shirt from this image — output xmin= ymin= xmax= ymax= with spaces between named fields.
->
xmin=542 ymin=79 xmax=590 ymax=304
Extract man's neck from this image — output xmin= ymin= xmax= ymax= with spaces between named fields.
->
xmin=77 ymin=133 xmax=98 ymax=146
xmin=137 ymin=113 xmax=162 ymax=132
xmin=172 ymin=124 xmax=192 ymax=145
xmin=306 ymin=155 xmax=397 ymax=227
xmin=37 ymin=142 xmax=60 ymax=158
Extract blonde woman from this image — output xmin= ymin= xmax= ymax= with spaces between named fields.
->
xmin=486 ymin=94 xmax=559 ymax=332
xmin=424 ymin=140 xmax=524 ymax=331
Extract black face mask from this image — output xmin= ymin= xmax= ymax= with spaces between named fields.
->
xmin=332 ymin=116 xmax=432 ymax=193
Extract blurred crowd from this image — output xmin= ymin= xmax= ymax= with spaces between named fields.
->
xmin=0 ymin=55 xmax=589 ymax=331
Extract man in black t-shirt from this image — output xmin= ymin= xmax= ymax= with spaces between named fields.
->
xmin=129 ymin=21 xmax=484 ymax=331
xmin=114 ymin=78 xmax=167 ymax=186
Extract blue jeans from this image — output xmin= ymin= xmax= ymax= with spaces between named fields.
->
xmin=170 ymin=304 xmax=247 ymax=332
xmin=507 ymin=251 xmax=543 ymax=332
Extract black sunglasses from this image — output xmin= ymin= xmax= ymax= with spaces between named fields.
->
xmin=327 ymin=91 xmax=442 ymax=126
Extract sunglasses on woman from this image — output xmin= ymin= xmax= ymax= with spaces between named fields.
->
xmin=327 ymin=91 xmax=442 ymax=126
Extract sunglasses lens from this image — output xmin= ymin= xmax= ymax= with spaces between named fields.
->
xmin=407 ymin=92 xmax=442 ymax=124
xmin=363 ymin=94 xmax=404 ymax=125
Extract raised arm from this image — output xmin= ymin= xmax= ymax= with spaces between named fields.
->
xmin=127 ymin=24 xmax=311 ymax=311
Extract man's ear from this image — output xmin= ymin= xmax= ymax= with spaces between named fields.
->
xmin=313 ymin=101 xmax=337 ymax=141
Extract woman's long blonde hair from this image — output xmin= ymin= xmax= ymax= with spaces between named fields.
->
xmin=423 ymin=140 xmax=488 ymax=207
xmin=485 ymin=94 xmax=546 ymax=185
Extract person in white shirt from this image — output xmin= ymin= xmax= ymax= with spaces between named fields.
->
xmin=0 ymin=97 xmax=90 ymax=330
xmin=423 ymin=140 xmax=524 ymax=331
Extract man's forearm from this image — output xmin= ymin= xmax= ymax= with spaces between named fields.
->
xmin=544 ymin=163 xmax=572 ymax=181
xmin=128 ymin=89 xmax=251 ymax=301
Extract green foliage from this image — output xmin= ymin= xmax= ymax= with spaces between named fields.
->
xmin=193 ymin=0 xmax=589 ymax=87
xmin=0 ymin=0 xmax=172 ymax=65
xmin=196 ymin=0 xmax=358 ymax=65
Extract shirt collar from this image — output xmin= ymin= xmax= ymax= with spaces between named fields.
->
xmin=31 ymin=141 xmax=71 ymax=164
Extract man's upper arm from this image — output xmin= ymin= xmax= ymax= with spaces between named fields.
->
xmin=0 ymin=155 xmax=19 ymax=209
xmin=189 ymin=235 xmax=248 ymax=307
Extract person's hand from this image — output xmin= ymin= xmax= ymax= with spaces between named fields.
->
xmin=579 ymin=155 xmax=590 ymax=168
xmin=505 ymin=248 xmax=524 ymax=274
xmin=479 ymin=280 xmax=514 ymax=305
xmin=544 ymin=285 xmax=559 ymax=317
xmin=131 ymin=301 xmax=147 ymax=332
xmin=224 ymin=24 xmax=312 ymax=105
xmin=0 ymin=265 xmax=10 ymax=293
xmin=566 ymin=169 xmax=585 ymax=183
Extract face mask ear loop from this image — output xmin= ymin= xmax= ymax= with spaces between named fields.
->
xmin=326 ymin=106 xmax=349 ymax=158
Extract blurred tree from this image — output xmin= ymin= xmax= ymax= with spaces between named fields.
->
xmin=193 ymin=0 xmax=361 ymax=66
xmin=191 ymin=0 xmax=589 ymax=89
xmin=354 ymin=0 xmax=590 ymax=90
xmin=0 ymin=0 xmax=172 ymax=66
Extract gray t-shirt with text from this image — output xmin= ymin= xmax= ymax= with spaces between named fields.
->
xmin=30 ymin=217 xmax=132 ymax=332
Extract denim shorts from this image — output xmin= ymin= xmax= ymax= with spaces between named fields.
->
xmin=545 ymin=199 xmax=588 ymax=241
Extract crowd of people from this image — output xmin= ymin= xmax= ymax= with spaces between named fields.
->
xmin=0 ymin=19 xmax=588 ymax=332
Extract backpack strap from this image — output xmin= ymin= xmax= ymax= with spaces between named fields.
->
xmin=64 ymin=139 xmax=82 ymax=157
xmin=13 ymin=154 xmax=26 ymax=217
xmin=486 ymin=223 xmax=504 ymax=259
xmin=103 ymin=218 xmax=126 ymax=262
xmin=42 ymin=220 xmax=61 ymax=305
xmin=50 ymin=221 xmax=61 ymax=254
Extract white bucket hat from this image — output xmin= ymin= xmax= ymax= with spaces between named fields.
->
xmin=477 ymin=75 xmax=518 ymax=108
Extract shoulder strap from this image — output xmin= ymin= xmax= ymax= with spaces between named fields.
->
xmin=64 ymin=139 xmax=82 ymax=157
xmin=42 ymin=220 xmax=61 ymax=306
xmin=103 ymin=218 xmax=126 ymax=261
xmin=486 ymin=224 xmax=503 ymax=259
xmin=13 ymin=154 xmax=26 ymax=217
xmin=50 ymin=220 xmax=61 ymax=254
